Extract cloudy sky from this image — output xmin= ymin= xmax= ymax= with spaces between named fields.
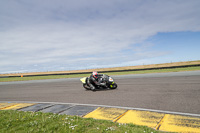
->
xmin=0 ymin=0 xmax=200 ymax=74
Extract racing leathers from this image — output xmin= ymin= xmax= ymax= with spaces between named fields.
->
xmin=87 ymin=74 xmax=106 ymax=91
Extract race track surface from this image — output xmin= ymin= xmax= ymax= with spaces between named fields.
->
xmin=0 ymin=71 xmax=200 ymax=114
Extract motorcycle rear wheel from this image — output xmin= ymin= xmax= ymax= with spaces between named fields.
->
xmin=83 ymin=84 xmax=91 ymax=90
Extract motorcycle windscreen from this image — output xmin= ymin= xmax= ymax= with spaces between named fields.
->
xmin=80 ymin=77 xmax=87 ymax=84
xmin=109 ymin=77 xmax=114 ymax=82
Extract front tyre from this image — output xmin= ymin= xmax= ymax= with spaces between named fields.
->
xmin=109 ymin=83 xmax=117 ymax=89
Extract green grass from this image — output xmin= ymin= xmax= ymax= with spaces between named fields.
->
xmin=0 ymin=74 xmax=91 ymax=82
xmin=104 ymin=66 xmax=200 ymax=75
xmin=1 ymin=66 xmax=200 ymax=82
xmin=0 ymin=110 xmax=163 ymax=133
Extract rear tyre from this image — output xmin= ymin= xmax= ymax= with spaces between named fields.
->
xmin=83 ymin=84 xmax=91 ymax=90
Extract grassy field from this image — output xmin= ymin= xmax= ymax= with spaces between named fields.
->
xmin=0 ymin=66 xmax=200 ymax=82
xmin=1 ymin=60 xmax=200 ymax=77
xmin=0 ymin=110 xmax=163 ymax=133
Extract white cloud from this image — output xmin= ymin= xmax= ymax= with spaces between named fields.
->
xmin=0 ymin=0 xmax=200 ymax=73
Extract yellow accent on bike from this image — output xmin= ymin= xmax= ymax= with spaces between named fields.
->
xmin=80 ymin=77 xmax=87 ymax=84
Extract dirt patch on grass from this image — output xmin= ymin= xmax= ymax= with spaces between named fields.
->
xmin=1 ymin=60 xmax=200 ymax=77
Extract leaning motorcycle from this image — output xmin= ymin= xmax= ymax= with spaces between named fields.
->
xmin=80 ymin=74 xmax=117 ymax=90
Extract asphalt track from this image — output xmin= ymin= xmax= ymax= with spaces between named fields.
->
xmin=0 ymin=71 xmax=200 ymax=115
xmin=1 ymin=71 xmax=200 ymax=132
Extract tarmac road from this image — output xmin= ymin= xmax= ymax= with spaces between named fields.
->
xmin=0 ymin=71 xmax=200 ymax=114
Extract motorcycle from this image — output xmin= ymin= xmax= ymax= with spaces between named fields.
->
xmin=80 ymin=74 xmax=118 ymax=90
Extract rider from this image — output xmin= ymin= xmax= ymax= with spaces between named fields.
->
xmin=87 ymin=71 xmax=106 ymax=91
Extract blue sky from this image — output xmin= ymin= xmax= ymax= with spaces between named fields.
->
xmin=0 ymin=0 xmax=200 ymax=74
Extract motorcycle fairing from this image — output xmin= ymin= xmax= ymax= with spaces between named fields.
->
xmin=109 ymin=77 xmax=114 ymax=82
xmin=80 ymin=77 xmax=87 ymax=84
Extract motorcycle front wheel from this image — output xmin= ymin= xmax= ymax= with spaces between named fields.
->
xmin=109 ymin=83 xmax=117 ymax=89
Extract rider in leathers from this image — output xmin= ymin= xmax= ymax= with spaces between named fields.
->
xmin=87 ymin=71 xmax=106 ymax=91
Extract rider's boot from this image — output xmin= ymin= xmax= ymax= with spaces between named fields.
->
xmin=87 ymin=78 xmax=96 ymax=91
xmin=89 ymin=83 xmax=96 ymax=91
xmin=91 ymin=86 xmax=96 ymax=91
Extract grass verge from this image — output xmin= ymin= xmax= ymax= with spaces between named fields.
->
xmin=0 ymin=66 xmax=200 ymax=82
xmin=0 ymin=110 xmax=163 ymax=133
